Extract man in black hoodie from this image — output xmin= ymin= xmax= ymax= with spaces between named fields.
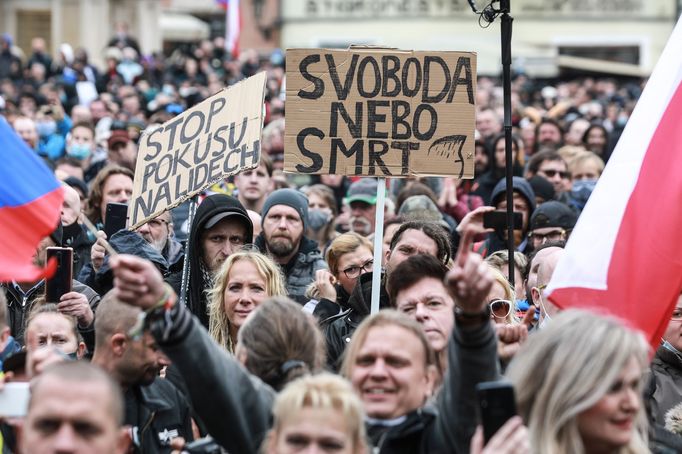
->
xmin=167 ymin=194 xmax=253 ymax=328
xmin=473 ymin=176 xmax=536 ymax=257
xmin=255 ymin=188 xmax=327 ymax=304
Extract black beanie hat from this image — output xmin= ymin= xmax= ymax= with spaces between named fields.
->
xmin=261 ymin=189 xmax=309 ymax=229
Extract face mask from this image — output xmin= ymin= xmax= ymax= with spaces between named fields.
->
xmin=539 ymin=311 xmax=552 ymax=330
xmin=62 ymin=221 xmax=82 ymax=242
xmin=308 ymin=209 xmax=331 ymax=232
xmin=36 ymin=120 xmax=57 ymax=137
xmin=571 ymin=179 xmax=597 ymax=205
xmin=67 ymin=143 xmax=92 ymax=160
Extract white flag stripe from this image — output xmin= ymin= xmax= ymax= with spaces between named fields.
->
xmin=227 ymin=0 xmax=240 ymax=55
xmin=548 ymin=17 xmax=682 ymax=294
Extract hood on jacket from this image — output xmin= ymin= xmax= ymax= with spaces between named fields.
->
xmin=96 ymin=230 xmax=169 ymax=294
xmin=491 ymin=176 xmax=537 ymax=215
xmin=186 ymin=194 xmax=253 ymax=327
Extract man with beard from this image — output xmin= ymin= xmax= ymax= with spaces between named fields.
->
xmin=134 ymin=210 xmax=184 ymax=274
xmin=92 ymin=292 xmax=193 ymax=453
xmin=345 ymin=178 xmax=379 ymax=237
xmin=255 ymin=188 xmax=327 ymax=304
xmin=82 ymin=209 xmax=184 ymax=292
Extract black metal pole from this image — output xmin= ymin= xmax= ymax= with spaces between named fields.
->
xmin=500 ymin=0 xmax=515 ymax=287
xmin=179 ymin=196 xmax=199 ymax=305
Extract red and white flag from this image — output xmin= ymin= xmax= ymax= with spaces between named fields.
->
xmin=226 ymin=0 xmax=240 ymax=58
xmin=547 ymin=16 xmax=682 ymax=348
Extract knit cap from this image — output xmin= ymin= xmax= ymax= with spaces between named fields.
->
xmin=261 ymin=189 xmax=309 ymax=229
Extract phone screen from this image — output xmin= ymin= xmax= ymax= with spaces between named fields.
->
xmin=45 ymin=247 xmax=73 ymax=302
xmin=0 ymin=382 xmax=31 ymax=418
xmin=476 ymin=381 xmax=518 ymax=443
xmin=104 ymin=202 xmax=128 ymax=239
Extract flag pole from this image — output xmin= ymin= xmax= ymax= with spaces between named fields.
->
xmin=370 ymin=177 xmax=386 ymax=315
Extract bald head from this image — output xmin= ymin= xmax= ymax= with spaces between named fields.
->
xmin=13 ymin=116 xmax=38 ymax=149
xmin=30 ymin=361 xmax=124 ymax=424
xmin=533 ymin=247 xmax=564 ymax=322
xmin=24 ymin=361 xmax=128 ymax=453
xmin=61 ymin=183 xmax=81 ymax=225
xmin=94 ymin=291 xmax=142 ymax=351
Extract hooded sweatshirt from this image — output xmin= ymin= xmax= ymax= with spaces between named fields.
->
xmin=474 ymin=176 xmax=537 ymax=257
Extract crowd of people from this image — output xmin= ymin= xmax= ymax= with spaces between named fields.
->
xmin=1 ymin=27 xmax=682 ymax=454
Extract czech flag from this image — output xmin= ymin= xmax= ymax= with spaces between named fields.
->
xmin=0 ymin=117 xmax=63 ymax=282
xmin=547 ymin=16 xmax=682 ymax=348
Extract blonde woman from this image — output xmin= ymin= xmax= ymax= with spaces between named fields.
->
xmin=208 ymin=250 xmax=287 ymax=353
xmin=263 ymin=373 xmax=367 ymax=454
xmin=506 ymin=309 xmax=650 ymax=454
xmin=486 ymin=250 xmax=528 ymax=301
xmin=486 ymin=265 xmax=519 ymax=325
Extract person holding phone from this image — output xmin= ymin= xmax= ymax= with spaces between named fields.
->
xmin=0 ymin=225 xmax=99 ymax=348
xmin=459 ymin=177 xmax=536 ymax=258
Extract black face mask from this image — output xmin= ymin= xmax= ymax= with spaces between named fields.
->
xmin=62 ymin=221 xmax=83 ymax=241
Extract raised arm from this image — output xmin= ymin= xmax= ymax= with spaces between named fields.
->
xmin=110 ymin=254 xmax=275 ymax=453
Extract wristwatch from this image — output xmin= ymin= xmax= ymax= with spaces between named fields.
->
xmin=455 ymin=305 xmax=491 ymax=327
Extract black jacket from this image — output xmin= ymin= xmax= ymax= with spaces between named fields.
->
xmin=124 ymin=379 xmax=194 ymax=454
xmin=148 ymin=301 xmax=275 ymax=453
xmin=255 ymin=234 xmax=327 ymax=305
xmin=1 ymin=279 xmax=99 ymax=349
xmin=323 ymin=271 xmax=390 ymax=370
xmin=647 ymin=345 xmax=682 ymax=426
xmin=78 ymin=230 xmax=169 ymax=296
xmin=62 ymin=222 xmax=93 ymax=277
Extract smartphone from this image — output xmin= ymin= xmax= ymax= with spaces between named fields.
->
xmin=476 ymin=381 xmax=518 ymax=443
xmin=104 ymin=202 xmax=128 ymax=239
xmin=45 ymin=247 xmax=73 ymax=303
xmin=483 ymin=211 xmax=523 ymax=231
xmin=0 ymin=382 xmax=31 ymax=418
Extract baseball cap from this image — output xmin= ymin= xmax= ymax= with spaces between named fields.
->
xmin=345 ymin=178 xmax=378 ymax=205
xmin=530 ymin=201 xmax=577 ymax=231
xmin=205 ymin=211 xmax=251 ymax=230
xmin=108 ymin=129 xmax=130 ymax=149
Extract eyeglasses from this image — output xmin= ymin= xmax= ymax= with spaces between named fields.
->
xmin=540 ymin=169 xmax=570 ymax=179
xmin=489 ymin=299 xmax=512 ymax=319
xmin=529 ymin=229 xmax=566 ymax=244
xmin=342 ymin=259 xmax=374 ymax=279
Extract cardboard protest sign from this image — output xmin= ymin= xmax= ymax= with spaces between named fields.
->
xmin=285 ymin=48 xmax=476 ymax=178
xmin=129 ymin=72 xmax=267 ymax=228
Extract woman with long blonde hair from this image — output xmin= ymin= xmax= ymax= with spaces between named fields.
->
xmin=506 ymin=309 xmax=650 ymax=454
xmin=208 ymin=249 xmax=287 ymax=353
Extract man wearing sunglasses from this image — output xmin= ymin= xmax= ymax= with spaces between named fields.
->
xmin=526 ymin=150 xmax=572 ymax=196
